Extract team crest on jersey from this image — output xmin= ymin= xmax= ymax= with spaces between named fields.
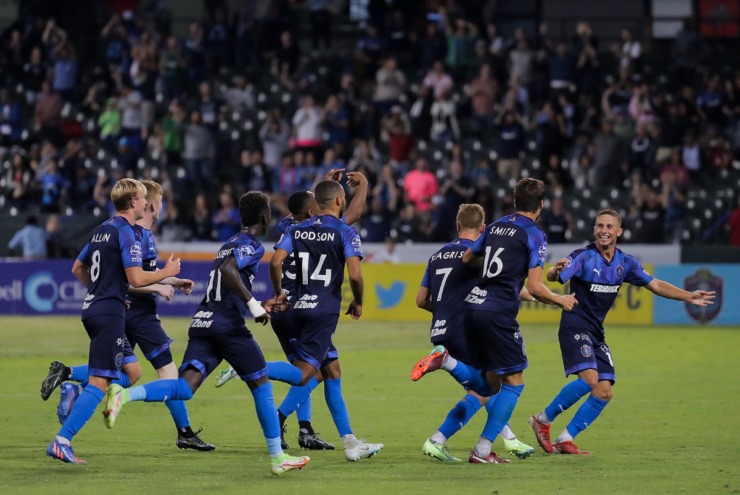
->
xmin=237 ymin=244 xmax=255 ymax=259
xmin=580 ymin=345 xmax=592 ymax=358
xmin=684 ymin=268 xmax=722 ymax=324
xmin=616 ymin=265 xmax=624 ymax=279
xmin=130 ymin=242 xmax=142 ymax=258
xmin=115 ymin=352 xmax=123 ymax=368
xmin=538 ymin=243 xmax=547 ymax=262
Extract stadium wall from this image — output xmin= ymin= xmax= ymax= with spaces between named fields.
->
xmin=0 ymin=258 xmax=735 ymax=326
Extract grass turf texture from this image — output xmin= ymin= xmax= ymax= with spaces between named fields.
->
xmin=1 ymin=316 xmax=738 ymax=495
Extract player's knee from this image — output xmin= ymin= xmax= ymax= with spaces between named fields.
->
xmin=176 ymin=377 xmax=194 ymax=399
xmin=593 ymin=383 xmax=613 ymax=401
xmin=156 ymin=362 xmax=178 ymax=380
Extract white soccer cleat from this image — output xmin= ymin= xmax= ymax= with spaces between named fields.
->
xmin=214 ymin=368 xmax=239 ymax=388
xmin=344 ymin=439 xmax=384 ymax=461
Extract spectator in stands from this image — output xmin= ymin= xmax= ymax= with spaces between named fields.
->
xmin=619 ymin=27 xmax=641 ymax=73
xmin=696 ymin=74 xmax=730 ymax=127
xmin=308 ymin=0 xmax=332 ymax=50
xmin=509 ymin=37 xmax=535 ymax=87
xmin=239 ymin=149 xmax=270 ymax=193
xmin=348 ymin=139 xmax=381 ymax=176
xmin=51 ymin=40 xmax=77 ymax=101
xmin=205 ymin=8 xmax=230 ymax=70
xmin=467 ymin=64 xmax=497 ymax=136
xmin=183 ymin=110 xmax=214 ymax=188
xmin=355 ymin=25 xmax=384 ymax=82
xmin=631 ymin=183 xmax=666 ymax=243
xmin=589 ymin=117 xmax=627 ymax=186
xmin=541 ymin=40 xmax=577 ymax=97
xmin=190 ymin=193 xmax=214 ymax=241
xmin=430 ymin=92 xmax=459 ymax=143
xmin=423 ymin=61 xmax=453 ymax=99
xmin=403 ymin=157 xmax=437 ymax=213
xmin=222 ymin=74 xmax=254 ymax=111
xmin=159 ymin=202 xmax=191 ymax=242
xmin=34 ymin=81 xmax=63 ymax=134
xmin=119 ymin=83 xmax=144 ymax=151
xmin=629 ymin=123 xmax=653 ymax=180
xmin=469 ymin=157 xmax=494 ymax=189
xmin=23 ymin=47 xmax=46 ymax=105
xmin=161 ymin=99 xmax=185 ymax=166
xmin=45 ymin=213 xmax=69 ymax=258
xmin=371 ymin=236 xmax=401 ymax=263
xmin=681 ymin=132 xmax=702 ymax=178
xmin=8 ymin=215 xmax=47 ymax=259
xmin=660 ymin=149 xmax=691 ymax=186
xmin=183 ymin=21 xmax=207 ymax=85
xmin=543 ymin=153 xmax=572 ymax=192
xmin=661 ymin=167 xmax=687 ymax=244
xmin=98 ymin=97 xmax=122 ymax=152
xmin=409 ymin=84 xmax=433 ymax=140
xmin=0 ymin=90 xmax=22 ymax=146
xmin=433 ymin=159 xmax=473 ymax=240
xmin=39 ymin=158 xmax=64 ymax=213
xmin=417 ymin=22 xmax=447 ymax=72
xmin=363 ymin=198 xmax=394 ymax=243
xmin=323 ymin=94 xmax=351 ymax=148
xmin=495 ymin=110 xmax=525 ymax=181
xmin=374 ymin=57 xmax=406 ymax=116
xmin=394 ymin=202 xmax=430 ymax=243
xmin=159 ymin=35 xmax=186 ymax=101
xmin=539 ymin=196 xmax=571 ymax=243
xmin=197 ymin=82 xmax=221 ymax=131
xmin=260 ymin=109 xmax=291 ymax=171
xmin=381 ymin=106 xmax=413 ymax=168
xmin=372 ymin=164 xmax=400 ymax=213
xmin=445 ymin=18 xmax=478 ymax=79
xmin=5 ymin=152 xmax=31 ymax=205
xmin=531 ymin=100 xmax=567 ymax=165
xmin=292 ymin=95 xmax=323 ymax=154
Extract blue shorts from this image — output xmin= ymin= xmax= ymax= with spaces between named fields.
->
xmin=292 ymin=312 xmax=339 ymax=370
xmin=432 ymin=333 xmax=473 ymax=365
xmin=271 ymin=310 xmax=299 ymax=362
xmin=125 ymin=309 xmax=174 ymax=369
xmin=559 ymin=324 xmax=616 ymax=383
xmin=180 ymin=326 xmax=267 ymax=382
xmin=464 ymin=309 xmax=528 ymax=375
xmin=83 ymin=314 xmax=125 ymax=380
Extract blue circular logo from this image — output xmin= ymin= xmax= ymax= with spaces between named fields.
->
xmin=24 ymin=272 xmax=59 ymax=313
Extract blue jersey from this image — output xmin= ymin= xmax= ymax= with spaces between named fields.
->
xmin=465 ymin=213 xmax=547 ymax=317
xmin=275 ymin=214 xmax=363 ymax=315
xmin=189 ymin=232 xmax=265 ymax=335
xmin=420 ymin=238 xmax=478 ymax=341
xmin=558 ymin=243 xmax=653 ymax=335
xmin=77 ymin=216 xmax=143 ymax=319
xmin=275 ymin=216 xmax=298 ymax=297
xmin=127 ymin=226 xmax=158 ymax=312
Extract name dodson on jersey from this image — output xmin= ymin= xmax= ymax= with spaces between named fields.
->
xmin=293 ymin=231 xmax=336 ymax=242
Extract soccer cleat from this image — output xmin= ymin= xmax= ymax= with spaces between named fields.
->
xmin=503 ymin=438 xmax=536 ymax=459
xmin=298 ymin=431 xmax=335 ymax=450
xmin=103 ymin=384 xmax=129 ymax=429
xmin=344 ymin=440 xmax=384 ymax=461
xmin=553 ymin=440 xmax=590 ymax=455
xmin=410 ymin=345 xmax=448 ymax=381
xmin=270 ymin=453 xmax=310 ymax=476
xmin=177 ymin=428 xmax=216 ymax=451
xmin=214 ymin=368 xmax=239 ymax=388
xmin=57 ymin=383 xmax=82 ymax=425
xmin=468 ymin=450 xmax=512 ymax=464
xmin=422 ymin=438 xmax=462 ymax=462
xmin=281 ymin=424 xmax=290 ymax=450
xmin=529 ymin=415 xmax=553 ymax=453
xmin=47 ymin=439 xmax=85 ymax=464
xmin=41 ymin=361 xmax=71 ymax=400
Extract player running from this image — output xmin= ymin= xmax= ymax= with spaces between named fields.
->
xmin=529 ymin=209 xmax=715 ymax=454
xmin=411 ymin=178 xmax=577 ymax=464
xmin=103 ymin=191 xmax=310 ymax=476
xmin=46 ymin=178 xmax=181 ymax=463
xmin=414 ymin=203 xmax=536 ymax=462
xmin=41 ymin=180 xmax=213 ymax=451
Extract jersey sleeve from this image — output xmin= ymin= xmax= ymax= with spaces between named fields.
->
xmin=469 ymin=229 xmax=487 ymax=256
xmin=275 ymin=228 xmax=294 ymax=254
xmin=526 ymin=229 xmax=547 ymax=270
xmin=234 ymin=241 xmax=264 ymax=271
xmin=343 ymin=226 xmax=363 ymax=260
xmin=624 ymin=255 xmax=653 ymax=287
xmin=119 ymin=226 xmax=143 ymax=268
xmin=420 ymin=263 xmax=431 ymax=288
xmin=146 ymin=230 xmax=158 ymax=261
xmin=558 ymin=249 xmax=584 ymax=284
xmin=77 ymin=243 xmax=90 ymax=264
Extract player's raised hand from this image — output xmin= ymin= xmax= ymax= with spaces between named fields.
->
xmin=346 ymin=300 xmax=362 ymax=320
xmin=157 ymin=284 xmax=175 ymax=301
xmin=324 ymin=168 xmax=345 ymax=182
xmin=163 ymin=253 xmax=181 ymax=276
xmin=688 ymin=290 xmax=716 ymax=307
xmin=554 ymin=257 xmax=569 ymax=271
xmin=560 ymin=293 xmax=578 ymax=311
xmin=175 ymin=278 xmax=195 ymax=295
xmin=346 ymin=171 xmax=367 ymax=189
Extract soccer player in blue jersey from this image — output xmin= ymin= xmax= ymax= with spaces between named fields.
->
xmin=103 ymin=191 xmax=310 ymax=476
xmin=529 ymin=209 xmax=715 ymax=454
xmin=268 ymin=180 xmax=384 ymax=461
xmin=42 ymin=180 xmax=214 ymax=451
xmin=414 ymin=203 xmax=536 ymax=462
xmin=46 ymin=178 xmax=182 ymax=464
xmin=412 ymin=178 xmax=578 ymax=464
xmin=215 ymin=170 xmax=369 ymax=451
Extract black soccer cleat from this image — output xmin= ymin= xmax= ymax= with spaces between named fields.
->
xmin=41 ymin=361 xmax=71 ymax=401
xmin=281 ymin=424 xmax=290 ymax=450
xmin=176 ymin=428 xmax=216 ymax=451
xmin=298 ymin=431 xmax=335 ymax=450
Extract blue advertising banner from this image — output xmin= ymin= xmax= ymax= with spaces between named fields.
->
xmin=653 ymin=264 xmax=738 ymax=325
xmin=0 ymin=260 xmax=274 ymax=317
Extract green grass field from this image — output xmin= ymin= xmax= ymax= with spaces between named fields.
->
xmin=1 ymin=316 xmax=738 ymax=495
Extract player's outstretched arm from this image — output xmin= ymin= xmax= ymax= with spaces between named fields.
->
xmin=160 ymin=276 xmax=195 ymax=294
xmin=128 ymin=283 xmax=175 ymax=300
xmin=125 ymin=253 xmax=181 ymax=288
xmin=526 ymin=266 xmax=578 ymax=311
xmin=646 ymin=279 xmax=716 ymax=306
xmin=71 ymin=258 xmax=91 ymax=287
xmin=270 ymin=248 xmax=289 ymax=297
xmin=546 ymin=258 xmax=569 ymax=282
xmin=345 ymin=256 xmax=363 ymax=320
xmin=519 ymin=287 xmax=537 ymax=302
xmin=416 ymin=286 xmax=433 ymax=312
xmin=343 ymin=171 xmax=369 ymax=225
xmin=218 ymin=256 xmax=269 ymax=323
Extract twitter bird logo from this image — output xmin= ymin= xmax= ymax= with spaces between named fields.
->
xmin=375 ymin=282 xmax=405 ymax=309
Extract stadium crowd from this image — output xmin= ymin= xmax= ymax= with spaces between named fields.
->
xmin=1 ymin=0 xmax=740 ymax=252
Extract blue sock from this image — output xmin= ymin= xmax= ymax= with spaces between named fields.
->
xmin=448 ymin=362 xmax=490 ymax=397
xmin=251 ymin=382 xmax=282 ymax=456
xmin=296 ymin=395 xmax=312 ymax=423
xmin=165 ymin=401 xmax=190 ymax=429
xmin=267 ymin=361 xmax=303 ymax=386
xmin=278 ymin=377 xmax=319 ymax=418
xmin=324 ymin=378 xmax=352 ymax=437
xmin=129 ymin=378 xmax=193 ymax=402
xmin=544 ymin=378 xmax=592 ymax=422
xmin=565 ymin=395 xmax=609 ymax=439
xmin=438 ymin=394 xmax=482 ymax=439
xmin=481 ymin=384 xmax=524 ymax=441
xmin=70 ymin=365 xmax=88 ymax=382
xmin=112 ymin=374 xmax=131 ymax=388
xmin=58 ymin=384 xmax=105 ymax=441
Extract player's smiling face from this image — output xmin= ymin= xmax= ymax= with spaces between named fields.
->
xmin=593 ymin=214 xmax=623 ymax=248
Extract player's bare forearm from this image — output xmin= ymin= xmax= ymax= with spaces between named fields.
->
xmin=546 ymin=267 xmax=560 ymax=282
xmin=125 ymin=254 xmax=180 ymax=287
xmin=219 ymin=257 xmax=255 ymax=303
xmin=349 ymin=277 xmax=363 ymax=306
xmin=270 ymin=249 xmax=288 ymax=297
xmin=647 ymin=279 xmax=715 ymax=305
xmin=416 ymin=287 xmax=433 ymax=312
xmin=343 ymin=172 xmax=368 ymax=225
xmin=128 ymin=284 xmax=164 ymax=294
xmin=71 ymin=259 xmax=91 ymax=287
